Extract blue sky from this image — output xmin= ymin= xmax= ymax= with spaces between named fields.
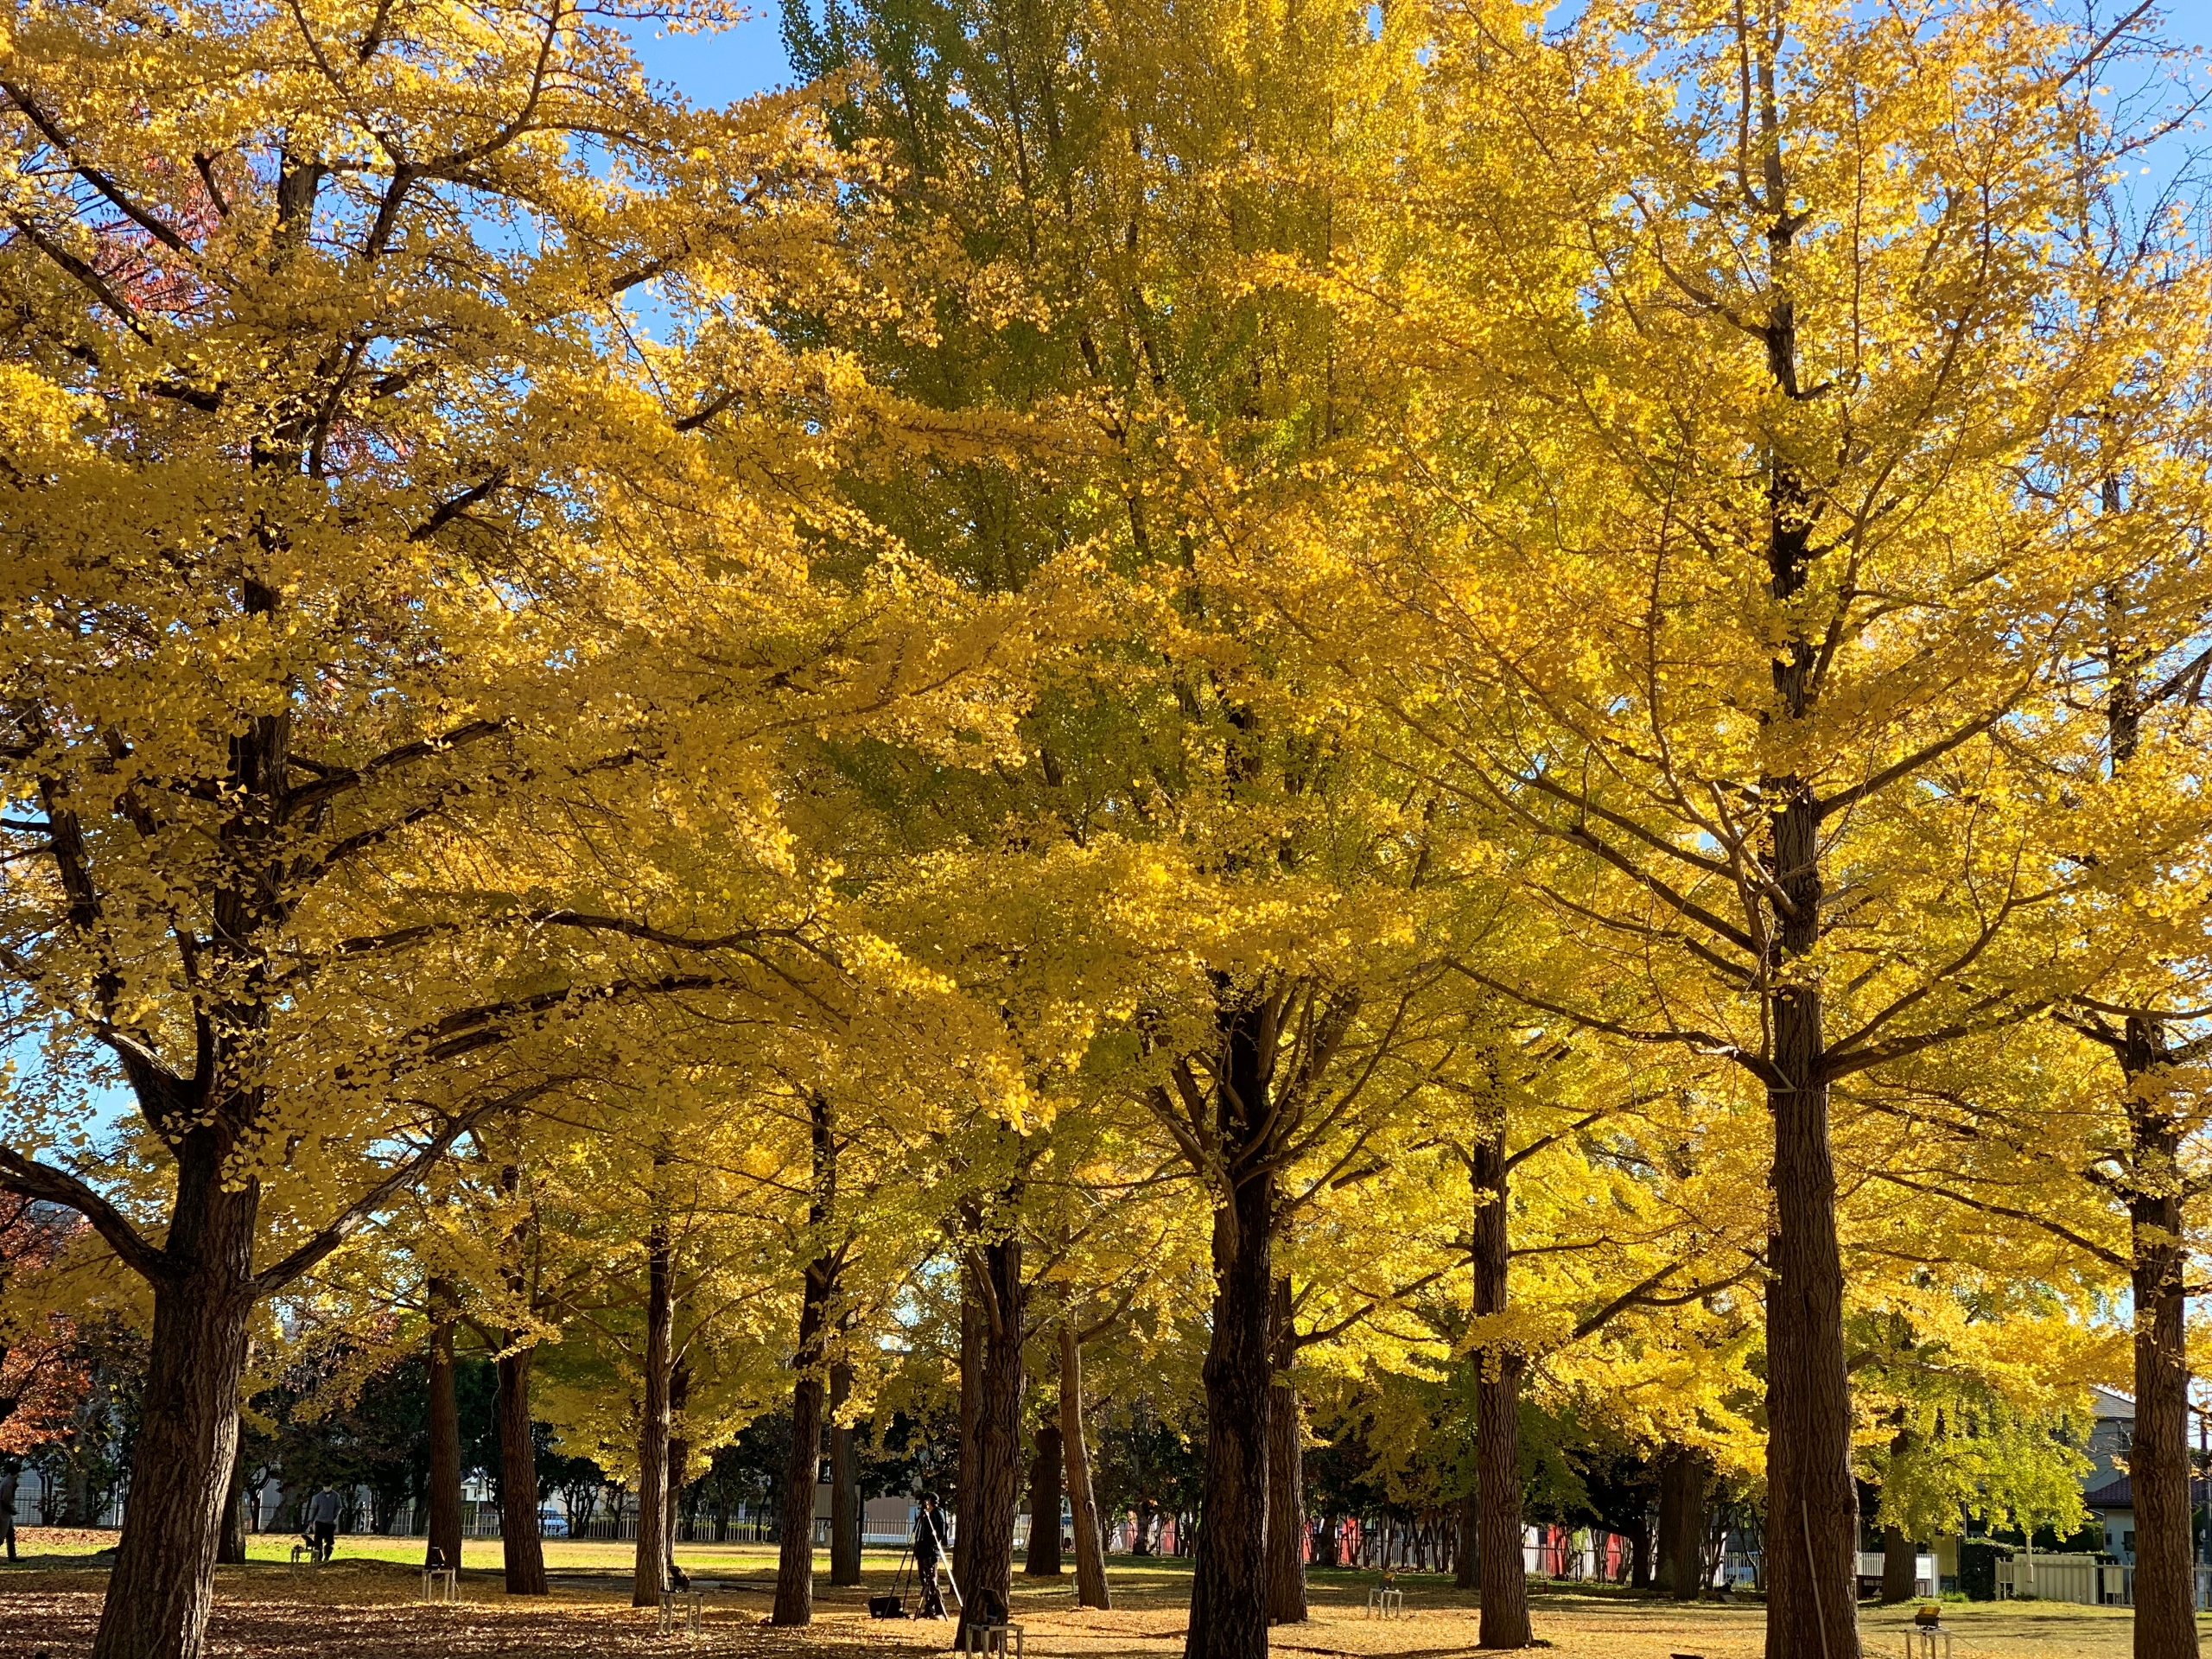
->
xmin=632 ymin=3 xmax=2212 ymax=106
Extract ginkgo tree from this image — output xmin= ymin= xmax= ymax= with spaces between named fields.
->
xmin=0 ymin=0 xmax=1039 ymax=1652
xmin=1305 ymin=3 xmax=2196 ymax=1654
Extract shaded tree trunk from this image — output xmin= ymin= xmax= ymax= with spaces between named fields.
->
xmin=667 ymin=1359 xmax=690 ymax=1561
xmin=216 ymin=1433 xmax=247 ymax=1566
xmin=2126 ymin=1014 xmax=2198 ymax=1659
xmin=632 ymin=1208 xmax=676 ymax=1607
xmin=1026 ymin=1420 xmax=1064 ymax=1576
xmin=1059 ymin=1320 xmax=1111 ymax=1610
xmin=770 ymin=1271 xmax=830 ymax=1624
xmin=91 ymin=1147 xmax=257 ymax=1659
xmin=957 ymin=1270 xmax=982 ymax=1592
xmin=955 ymin=1234 xmax=1027 ymax=1651
xmin=496 ymin=1344 xmax=548 ymax=1594
xmin=1629 ymin=1511 xmax=1653 ymax=1591
xmin=1879 ymin=1527 xmax=1915 ymax=1605
xmin=830 ymin=1357 xmax=861 ymax=1586
xmin=1660 ymin=1451 xmax=1707 ymax=1600
xmin=1455 ymin=1494 xmax=1477 ymax=1591
xmin=1267 ymin=1276 xmax=1306 ymax=1624
xmin=772 ymin=1093 xmax=841 ymax=1628
xmin=426 ymin=1276 xmax=463 ymax=1574
xmin=1470 ymin=1129 xmax=1529 ymax=1649
xmin=1184 ymin=1001 xmax=1277 ymax=1659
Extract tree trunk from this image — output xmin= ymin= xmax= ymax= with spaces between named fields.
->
xmin=496 ymin=1344 xmax=548 ymax=1595
xmin=1753 ymin=118 xmax=1859 ymax=1650
xmin=92 ymin=1147 xmax=257 ymax=1659
xmin=426 ymin=1277 xmax=464 ymax=1573
xmin=773 ymin=1091 xmax=840 ymax=1627
xmin=1026 ymin=1420 xmax=1064 ymax=1576
xmin=1183 ymin=1058 xmax=1275 ymax=1659
xmin=771 ymin=1286 xmax=830 ymax=1624
xmin=1764 ymin=945 xmax=1856 ymax=1659
xmin=1059 ymin=1321 xmax=1111 ymax=1609
xmin=667 ymin=1359 xmax=690 ymax=1561
xmin=957 ymin=1269 xmax=982 ymax=1593
xmin=1455 ymin=1493 xmax=1477 ymax=1591
xmin=1629 ymin=1511 xmax=1652 ymax=1591
xmin=955 ymin=1234 xmax=1027 ymax=1651
xmin=1470 ymin=1129 xmax=1529 ymax=1649
xmin=216 ymin=1433 xmax=248 ymax=1566
xmin=830 ymin=1357 xmax=861 ymax=1586
xmin=1267 ymin=1276 xmax=1306 ymax=1624
xmin=1879 ymin=1527 xmax=1915 ymax=1605
xmin=632 ymin=1211 xmax=676 ymax=1607
xmin=2126 ymin=1017 xmax=2198 ymax=1659
xmin=1660 ymin=1452 xmax=1707 ymax=1600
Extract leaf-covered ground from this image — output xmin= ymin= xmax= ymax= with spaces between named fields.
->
xmin=0 ymin=1532 xmax=2190 ymax=1657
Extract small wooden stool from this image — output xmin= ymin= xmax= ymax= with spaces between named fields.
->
xmin=958 ymin=1623 xmax=1025 ymax=1656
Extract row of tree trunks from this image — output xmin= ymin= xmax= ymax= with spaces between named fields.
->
xmin=1266 ymin=1277 xmax=1306 ymax=1624
xmin=1059 ymin=1320 xmax=1112 ymax=1609
xmin=831 ymin=1357 xmax=861 ymax=1586
xmin=772 ymin=1093 xmax=842 ymax=1627
xmin=955 ymin=1233 xmax=1028 ymax=1650
xmin=1026 ymin=1420 xmax=1065 ymax=1576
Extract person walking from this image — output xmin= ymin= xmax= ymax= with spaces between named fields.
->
xmin=912 ymin=1491 xmax=957 ymax=1619
xmin=307 ymin=1486 xmax=342 ymax=1563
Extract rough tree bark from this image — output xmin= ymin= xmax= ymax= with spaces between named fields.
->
xmin=1026 ymin=1420 xmax=1065 ymax=1575
xmin=772 ymin=1093 xmax=841 ymax=1627
xmin=1266 ymin=1276 xmax=1306 ymax=1624
xmin=2126 ymin=1013 xmax=2196 ymax=1659
xmin=632 ymin=1206 xmax=676 ymax=1606
xmin=667 ymin=1359 xmax=691 ymax=1560
xmin=830 ymin=1357 xmax=861 ymax=1586
xmin=1059 ymin=1321 xmax=1111 ymax=1610
xmin=1659 ymin=1451 xmax=1707 ymax=1600
xmin=956 ymin=1272 xmax=982 ymax=1594
xmin=955 ymin=1234 xmax=1027 ymax=1651
xmin=496 ymin=1343 xmax=548 ymax=1594
xmin=426 ymin=1277 xmax=464 ymax=1573
xmin=1468 ymin=1127 xmax=1529 ymax=1649
xmin=89 ymin=1146 xmax=258 ymax=1659
xmin=1184 ymin=1001 xmax=1277 ymax=1659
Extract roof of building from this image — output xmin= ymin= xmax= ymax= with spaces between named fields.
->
xmin=2083 ymin=1474 xmax=2212 ymax=1510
